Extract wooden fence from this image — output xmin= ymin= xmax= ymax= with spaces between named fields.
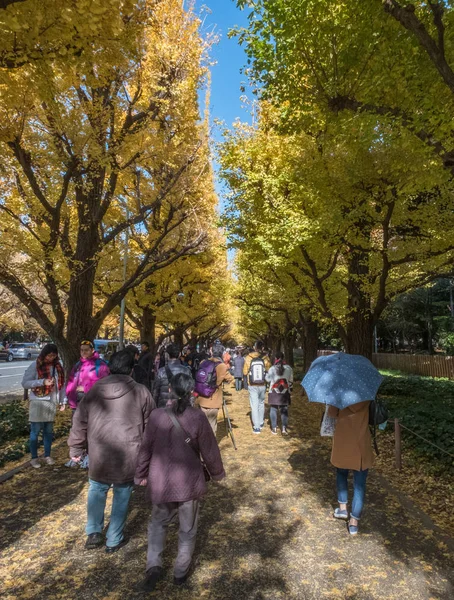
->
xmin=372 ymin=353 xmax=454 ymax=379
xmin=317 ymin=350 xmax=454 ymax=379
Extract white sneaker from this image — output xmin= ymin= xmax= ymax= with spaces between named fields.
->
xmin=44 ymin=456 xmax=55 ymax=465
xmin=30 ymin=458 xmax=41 ymax=469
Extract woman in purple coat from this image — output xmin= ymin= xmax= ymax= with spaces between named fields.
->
xmin=135 ymin=372 xmax=225 ymax=591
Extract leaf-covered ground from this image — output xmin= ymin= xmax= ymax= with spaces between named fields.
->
xmin=1 ymin=386 xmax=453 ymax=600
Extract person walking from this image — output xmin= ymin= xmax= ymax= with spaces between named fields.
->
xmin=232 ymin=351 xmax=245 ymax=392
xmin=195 ymin=344 xmax=233 ymax=434
xmin=22 ymin=344 xmax=66 ymax=468
xmin=125 ymin=345 xmax=150 ymax=387
xmin=135 ymin=372 xmax=225 ymax=591
xmin=327 ymin=401 xmax=373 ymax=535
xmin=243 ymin=341 xmax=271 ymax=434
xmin=138 ymin=341 xmax=153 ymax=387
xmin=66 ymin=340 xmax=110 ymax=420
xmin=153 ymin=343 xmax=191 ymax=408
xmin=68 ymin=350 xmax=155 ymax=552
xmin=265 ymin=352 xmax=293 ymax=435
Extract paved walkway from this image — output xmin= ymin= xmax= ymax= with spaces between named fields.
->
xmin=1 ymin=386 xmax=453 ymax=599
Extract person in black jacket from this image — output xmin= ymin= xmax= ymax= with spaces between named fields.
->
xmin=125 ymin=345 xmax=149 ymax=388
xmin=138 ymin=341 xmax=153 ymax=386
xmin=152 ymin=344 xmax=192 ymax=408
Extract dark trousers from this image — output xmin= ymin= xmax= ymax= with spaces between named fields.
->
xmin=269 ymin=406 xmax=289 ymax=429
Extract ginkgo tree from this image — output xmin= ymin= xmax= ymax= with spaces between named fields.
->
xmin=220 ymin=104 xmax=454 ymax=357
xmin=0 ymin=0 xmax=217 ymax=367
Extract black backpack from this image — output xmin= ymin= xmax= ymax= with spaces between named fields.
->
xmin=369 ymin=398 xmax=389 ymax=455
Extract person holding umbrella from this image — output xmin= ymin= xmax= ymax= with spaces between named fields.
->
xmin=302 ymin=352 xmax=383 ymax=535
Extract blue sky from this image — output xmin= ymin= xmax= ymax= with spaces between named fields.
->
xmin=194 ymin=1 xmax=253 ymax=206
xmin=197 ymin=1 xmax=252 ymax=133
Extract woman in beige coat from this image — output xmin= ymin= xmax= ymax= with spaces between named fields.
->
xmin=327 ymin=400 xmax=373 ymax=535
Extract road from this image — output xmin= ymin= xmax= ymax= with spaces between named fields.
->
xmin=0 ymin=360 xmax=33 ymax=398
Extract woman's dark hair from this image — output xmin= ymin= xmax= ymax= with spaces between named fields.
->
xmin=109 ymin=350 xmax=135 ymax=375
xmin=211 ymin=343 xmax=224 ymax=359
xmin=170 ymin=372 xmax=194 ymax=415
xmin=125 ymin=344 xmax=139 ymax=359
xmin=39 ymin=343 xmax=59 ymax=362
xmin=167 ymin=343 xmax=181 ymax=359
xmin=275 ymin=351 xmax=285 ymax=377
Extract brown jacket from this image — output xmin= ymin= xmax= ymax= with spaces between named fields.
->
xmin=243 ymin=352 xmax=272 ymax=381
xmin=196 ymin=358 xmax=233 ymax=409
xmin=68 ymin=375 xmax=155 ymax=484
xmin=327 ymin=401 xmax=374 ymax=471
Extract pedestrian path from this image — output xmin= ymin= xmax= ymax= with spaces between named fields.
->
xmin=1 ymin=385 xmax=453 ymax=599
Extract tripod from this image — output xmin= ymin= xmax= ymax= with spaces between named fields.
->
xmin=222 ymin=393 xmax=237 ymax=451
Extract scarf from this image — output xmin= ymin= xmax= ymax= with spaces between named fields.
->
xmin=32 ymin=357 xmax=65 ymax=397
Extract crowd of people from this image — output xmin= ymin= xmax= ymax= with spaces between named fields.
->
xmin=21 ymin=338 xmax=374 ymax=589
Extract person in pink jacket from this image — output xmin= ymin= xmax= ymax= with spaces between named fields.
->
xmin=66 ymin=340 xmax=110 ymax=417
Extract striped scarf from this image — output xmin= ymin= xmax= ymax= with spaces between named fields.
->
xmin=32 ymin=357 xmax=65 ymax=397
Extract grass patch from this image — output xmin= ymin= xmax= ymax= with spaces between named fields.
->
xmin=0 ymin=400 xmax=71 ymax=467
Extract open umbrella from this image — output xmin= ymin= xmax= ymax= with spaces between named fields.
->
xmin=301 ymin=352 xmax=383 ymax=410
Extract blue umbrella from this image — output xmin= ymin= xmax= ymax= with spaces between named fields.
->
xmin=301 ymin=352 xmax=383 ymax=410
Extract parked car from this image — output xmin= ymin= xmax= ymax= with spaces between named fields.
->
xmin=9 ymin=343 xmax=41 ymax=361
xmin=0 ymin=344 xmax=13 ymax=362
xmin=93 ymin=339 xmax=119 ymax=361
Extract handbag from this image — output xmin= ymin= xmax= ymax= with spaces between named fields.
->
xmin=320 ymin=405 xmax=337 ymax=437
xmin=165 ymin=408 xmax=211 ymax=481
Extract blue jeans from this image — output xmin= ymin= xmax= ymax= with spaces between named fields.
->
xmin=86 ymin=479 xmax=134 ymax=547
xmin=248 ymin=385 xmax=266 ymax=429
xmin=30 ymin=421 xmax=53 ymax=459
xmin=270 ymin=406 xmax=289 ymax=429
xmin=243 ymin=375 xmax=248 ymax=391
xmin=336 ymin=468 xmax=369 ymax=520
xmin=235 ymin=377 xmax=243 ymax=391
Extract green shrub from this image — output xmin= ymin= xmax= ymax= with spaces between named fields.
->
xmin=379 ymin=372 xmax=454 ymax=473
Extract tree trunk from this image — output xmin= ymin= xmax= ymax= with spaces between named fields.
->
xmin=345 ymin=249 xmax=373 ymax=359
xmin=173 ymin=326 xmax=184 ymax=348
xmin=345 ymin=312 xmax=374 ymax=358
xmin=302 ymin=318 xmax=318 ymax=374
xmin=283 ymin=331 xmax=295 ymax=367
xmin=140 ymin=306 xmax=156 ymax=356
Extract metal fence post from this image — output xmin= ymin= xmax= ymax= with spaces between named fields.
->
xmin=395 ymin=418 xmax=402 ymax=470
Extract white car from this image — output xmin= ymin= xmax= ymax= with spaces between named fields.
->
xmin=9 ymin=343 xmax=41 ymax=360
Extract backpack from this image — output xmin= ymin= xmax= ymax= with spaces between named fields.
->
xmin=194 ymin=359 xmax=219 ymax=398
xmin=75 ymin=358 xmax=103 ymax=378
xmin=249 ymin=356 xmax=266 ymax=385
xmin=369 ymin=398 xmax=389 ymax=455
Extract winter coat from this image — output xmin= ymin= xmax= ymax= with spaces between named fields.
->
xmin=327 ymin=401 xmax=374 ymax=471
xmin=22 ymin=361 xmax=66 ymax=422
xmin=265 ymin=364 xmax=294 ymax=406
xmin=233 ymin=355 xmax=245 ymax=378
xmin=66 ymin=352 xmax=110 ymax=409
xmin=153 ymin=358 xmax=192 ymax=408
xmin=132 ymin=363 xmax=150 ymax=387
xmin=135 ymin=406 xmax=225 ymax=504
xmin=243 ymin=352 xmax=272 ymax=383
xmin=195 ymin=358 xmax=233 ymax=410
xmin=68 ymin=375 xmax=155 ymax=484
xmin=138 ymin=351 xmax=153 ymax=387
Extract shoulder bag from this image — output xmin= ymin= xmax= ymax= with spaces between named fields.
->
xmin=165 ymin=407 xmax=211 ymax=481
